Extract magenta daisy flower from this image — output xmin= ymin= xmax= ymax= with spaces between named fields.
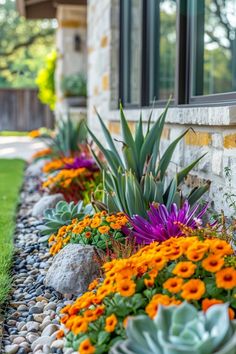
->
xmin=126 ymin=201 xmax=209 ymax=244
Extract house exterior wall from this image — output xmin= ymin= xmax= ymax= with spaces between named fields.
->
xmin=56 ymin=4 xmax=87 ymax=116
xmin=87 ymin=0 xmax=236 ymax=216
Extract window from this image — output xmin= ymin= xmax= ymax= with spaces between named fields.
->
xmin=120 ymin=0 xmax=236 ymax=107
xmin=120 ymin=0 xmax=177 ymax=106
xmin=190 ymin=0 xmax=236 ymax=102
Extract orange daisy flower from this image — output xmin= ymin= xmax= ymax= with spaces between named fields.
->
xmin=98 ymin=225 xmax=110 ymax=234
xmin=79 ymin=338 xmax=95 ymax=354
xmin=181 ymin=279 xmax=206 ymax=300
xmin=163 ymin=277 xmax=184 ymax=294
xmin=216 ymin=267 xmax=236 ymax=290
xmin=117 ymin=280 xmax=136 ymax=297
xmin=172 ymin=261 xmax=197 ymax=278
xmin=105 ymin=314 xmax=118 ymax=332
xmin=202 ymin=255 xmax=224 ymax=273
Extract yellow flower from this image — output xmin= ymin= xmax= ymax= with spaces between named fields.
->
xmin=172 ymin=261 xmax=196 ymax=278
xmin=181 ymin=279 xmax=205 ymax=300
xmin=105 ymin=314 xmax=118 ymax=332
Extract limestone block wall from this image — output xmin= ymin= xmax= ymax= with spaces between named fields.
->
xmin=87 ymin=0 xmax=236 ymax=216
xmin=56 ymin=5 xmax=87 ymax=115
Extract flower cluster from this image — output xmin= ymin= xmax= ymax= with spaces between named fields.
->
xmin=43 ymin=155 xmax=99 ymax=174
xmin=32 ymin=148 xmax=53 ymax=160
xmin=60 ymin=235 xmax=236 ymax=353
xmin=49 ymin=211 xmax=128 ymax=255
xmin=42 ymin=167 xmax=101 ymax=203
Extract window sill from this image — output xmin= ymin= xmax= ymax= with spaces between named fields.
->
xmin=109 ymin=104 xmax=236 ymax=126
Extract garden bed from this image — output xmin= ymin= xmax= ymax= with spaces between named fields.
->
xmin=1 ymin=167 xmax=73 ymax=354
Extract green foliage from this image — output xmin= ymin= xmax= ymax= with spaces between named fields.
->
xmin=61 ymin=73 xmax=87 ymax=97
xmin=35 ymin=50 xmax=56 ymax=110
xmin=40 ymin=200 xmax=93 ymax=237
xmin=0 ymin=159 xmax=25 ymax=304
xmin=89 ymin=104 xmax=209 ymax=217
xmin=41 ymin=117 xmax=87 ymax=156
xmin=111 ymin=302 xmax=236 ymax=354
xmin=0 ymin=0 xmax=55 ymax=88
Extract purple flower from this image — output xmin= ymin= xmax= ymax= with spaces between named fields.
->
xmin=64 ymin=154 xmax=98 ymax=171
xmin=126 ymin=201 xmax=209 ymax=244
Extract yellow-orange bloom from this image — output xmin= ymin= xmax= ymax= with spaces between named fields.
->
xmin=202 ymin=255 xmax=224 ymax=273
xmin=216 ymin=267 xmax=236 ymax=290
xmin=79 ymin=338 xmax=95 ymax=354
xmin=163 ymin=277 xmax=183 ymax=294
xmin=98 ymin=225 xmax=110 ymax=234
xmin=181 ymin=279 xmax=205 ymax=300
xmin=117 ymin=280 xmax=136 ymax=297
xmin=172 ymin=261 xmax=196 ymax=278
xmin=105 ymin=314 xmax=118 ymax=332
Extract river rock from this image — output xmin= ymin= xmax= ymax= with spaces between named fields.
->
xmin=32 ymin=194 xmax=64 ymax=218
xmin=44 ymin=244 xmax=102 ymax=295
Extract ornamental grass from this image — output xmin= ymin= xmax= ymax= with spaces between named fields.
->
xmin=60 ymin=235 xmax=236 ymax=354
xmin=48 ymin=211 xmax=128 ymax=255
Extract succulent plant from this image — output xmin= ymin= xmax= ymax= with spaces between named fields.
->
xmin=110 ymin=302 xmax=236 ymax=354
xmin=40 ymin=117 xmax=87 ymax=157
xmin=40 ymin=200 xmax=93 ymax=237
xmin=88 ymin=103 xmax=209 ymax=217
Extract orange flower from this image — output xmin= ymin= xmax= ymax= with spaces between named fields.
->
xmin=216 ymin=267 xmax=236 ymax=290
xmin=79 ymin=338 xmax=95 ymax=354
xmin=145 ymin=294 xmax=171 ymax=319
xmin=105 ymin=314 xmax=118 ymax=332
xmin=88 ymin=279 xmax=99 ymax=291
xmin=186 ymin=249 xmax=205 ymax=262
xmin=71 ymin=316 xmax=88 ymax=335
xmin=209 ymin=240 xmax=233 ymax=256
xmin=163 ymin=277 xmax=184 ymax=294
xmin=172 ymin=261 xmax=197 ymax=278
xmin=202 ymin=255 xmax=224 ymax=273
xmin=117 ymin=280 xmax=136 ymax=297
xmin=90 ymin=218 xmax=102 ymax=228
xmin=85 ymin=231 xmax=92 ymax=239
xmin=98 ymin=225 xmax=110 ymax=234
xmin=181 ymin=279 xmax=205 ymax=300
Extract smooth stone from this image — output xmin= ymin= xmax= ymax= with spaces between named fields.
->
xmin=13 ymin=337 xmax=25 ymax=345
xmin=51 ymin=340 xmax=64 ymax=349
xmin=26 ymin=321 xmax=40 ymax=332
xmin=41 ymin=324 xmax=59 ymax=337
xmin=18 ymin=305 xmax=28 ymax=312
xmin=26 ymin=333 xmax=39 ymax=343
xmin=31 ymin=336 xmax=54 ymax=351
xmin=5 ymin=344 xmax=19 ymax=354
xmin=32 ymin=194 xmax=64 ymax=219
xmin=42 ymin=345 xmax=50 ymax=354
xmin=44 ymin=244 xmax=103 ymax=295
xmin=29 ymin=306 xmax=42 ymax=315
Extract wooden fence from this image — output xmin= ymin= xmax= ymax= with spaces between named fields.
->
xmin=0 ymin=88 xmax=54 ymax=131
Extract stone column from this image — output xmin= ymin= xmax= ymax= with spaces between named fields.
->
xmin=55 ymin=4 xmax=87 ymax=120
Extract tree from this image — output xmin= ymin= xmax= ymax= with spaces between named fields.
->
xmin=0 ymin=0 xmax=56 ymax=88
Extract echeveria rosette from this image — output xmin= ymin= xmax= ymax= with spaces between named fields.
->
xmin=110 ymin=302 xmax=236 ymax=354
xmin=127 ymin=201 xmax=209 ymax=244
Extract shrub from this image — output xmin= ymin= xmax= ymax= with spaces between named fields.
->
xmin=36 ymin=50 xmax=56 ymax=110
xmin=61 ymin=73 xmax=87 ymax=97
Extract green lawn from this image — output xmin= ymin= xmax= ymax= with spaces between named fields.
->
xmin=0 ymin=159 xmax=25 ymax=305
xmin=0 ymin=131 xmax=28 ymax=136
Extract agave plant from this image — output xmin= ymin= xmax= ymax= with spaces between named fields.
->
xmin=126 ymin=201 xmax=208 ymax=244
xmin=110 ymin=302 xmax=236 ymax=354
xmin=39 ymin=200 xmax=93 ymax=237
xmin=88 ymin=104 xmax=210 ymax=217
xmin=40 ymin=116 xmax=87 ymax=156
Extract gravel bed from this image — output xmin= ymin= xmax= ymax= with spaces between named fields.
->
xmin=1 ymin=170 xmax=76 ymax=354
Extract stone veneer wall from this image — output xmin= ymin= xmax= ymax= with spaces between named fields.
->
xmin=87 ymin=0 xmax=236 ymax=216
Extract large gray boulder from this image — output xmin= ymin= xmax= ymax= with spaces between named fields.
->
xmin=44 ymin=244 xmax=102 ymax=295
xmin=32 ymin=194 xmax=64 ymax=218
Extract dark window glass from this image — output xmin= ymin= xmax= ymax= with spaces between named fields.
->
xmin=149 ymin=0 xmax=177 ymax=102
xmin=190 ymin=0 xmax=236 ymax=96
xmin=120 ymin=0 xmax=142 ymax=105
